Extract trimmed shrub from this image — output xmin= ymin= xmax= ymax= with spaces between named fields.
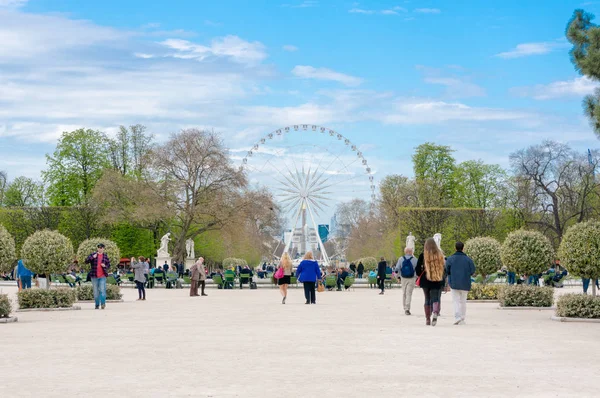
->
xmin=558 ymin=221 xmax=600 ymax=281
xmin=354 ymin=257 xmax=378 ymax=271
xmin=501 ymin=230 xmax=554 ymax=276
xmin=222 ymin=258 xmax=247 ymax=269
xmin=498 ymin=285 xmax=554 ymax=307
xmin=464 ymin=237 xmax=502 ymax=280
xmin=17 ymin=288 xmax=76 ymax=309
xmin=556 ymin=294 xmax=600 ymax=319
xmin=77 ymin=238 xmax=121 ymax=267
xmin=76 ymin=284 xmax=122 ymax=301
xmin=0 ymin=294 xmax=12 ymax=318
xmin=21 ymin=230 xmax=74 ymax=275
xmin=467 ymin=284 xmax=502 ymax=300
xmin=0 ymin=224 xmax=16 ymax=274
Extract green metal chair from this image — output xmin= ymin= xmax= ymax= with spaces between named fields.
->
xmin=224 ymin=273 xmax=235 ymax=289
xmin=50 ymin=274 xmax=62 ymax=285
xmin=183 ymin=275 xmax=191 ymax=285
xmin=127 ymin=273 xmax=135 ymax=282
xmin=107 ymin=275 xmax=118 ymax=285
xmin=344 ymin=276 xmax=355 ymax=291
xmin=385 ymin=273 xmax=393 ymax=289
xmin=239 ymin=274 xmax=251 ymax=289
xmin=368 ymin=275 xmax=377 ymax=288
xmin=325 ymin=275 xmax=336 ymax=290
xmin=166 ymin=271 xmax=178 ymax=288
xmin=212 ymin=275 xmax=224 ymax=289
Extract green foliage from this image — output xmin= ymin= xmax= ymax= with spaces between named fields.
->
xmin=44 ymin=128 xmax=110 ymax=206
xmin=556 ymin=294 xmax=600 ymax=318
xmin=222 ymin=257 xmax=247 ymax=269
xmin=501 ymin=230 xmax=555 ymax=275
xmin=464 ymin=237 xmax=502 ymax=279
xmin=498 ymin=285 xmax=554 ymax=307
xmin=354 ymin=257 xmax=377 ymax=271
xmin=558 ymin=221 xmax=600 ymax=279
xmin=76 ymin=238 xmax=121 ymax=266
xmin=17 ymin=288 xmax=76 ymax=309
xmin=3 ymin=177 xmax=45 ymax=207
xmin=0 ymin=224 xmax=16 ymax=273
xmin=467 ymin=284 xmax=502 ymax=300
xmin=76 ymin=285 xmax=122 ymax=301
xmin=453 ymin=161 xmax=508 ymax=209
xmin=567 ymin=9 xmax=600 ymax=80
xmin=110 ymin=223 xmax=155 ymax=258
xmin=21 ymin=230 xmax=74 ymax=275
xmin=412 ymin=142 xmax=456 ymax=206
xmin=0 ymin=294 xmax=12 ymax=318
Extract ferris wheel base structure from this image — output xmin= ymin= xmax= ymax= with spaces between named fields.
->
xmin=241 ymin=124 xmax=376 ymax=268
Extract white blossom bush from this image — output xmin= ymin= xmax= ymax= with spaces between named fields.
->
xmin=501 ymin=230 xmax=554 ymax=276
xmin=558 ymin=221 xmax=600 ymax=280
xmin=0 ymin=294 xmax=12 ymax=318
xmin=0 ymin=224 xmax=16 ymax=274
xmin=354 ymin=257 xmax=378 ymax=271
xmin=464 ymin=237 xmax=502 ymax=280
xmin=77 ymin=238 xmax=121 ymax=267
xmin=222 ymin=258 xmax=247 ymax=269
xmin=21 ymin=230 xmax=74 ymax=275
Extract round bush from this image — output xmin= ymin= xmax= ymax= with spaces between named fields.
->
xmin=17 ymin=288 xmax=76 ymax=309
xmin=0 ymin=224 xmax=16 ymax=274
xmin=354 ymin=257 xmax=377 ymax=271
xmin=21 ymin=230 xmax=74 ymax=275
xmin=222 ymin=258 xmax=247 ymax=269
xmin=498 ymin=285 xmax=554 ymax=307
xmin=464 ymin=237 xmax=502 ymax=279
xmin=501 ymin=230 xmax=554 ymax=276
xmin=77 ymin=238 xmax=121 ymax=266
xmin=558 ymin=221 xmax=600 ymax=280
xmin=0 ymin=294 xmax=12 ymax=318
xmin=467 ymin=284 xmax=502 ymax=300
xmin=556 ymin=294 xmax=600 ymax=319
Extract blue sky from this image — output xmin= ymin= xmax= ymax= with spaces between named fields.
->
xmin=1 ymin=0 xmax=600 ymax=194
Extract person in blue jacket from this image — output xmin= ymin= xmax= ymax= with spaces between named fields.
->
xmin=17 ymin=259 xmax=34 ymax=290
xmin=295 ymin=251 xmax=322 ymax=305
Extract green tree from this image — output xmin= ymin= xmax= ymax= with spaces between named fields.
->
xmin=558 ymin=221 xmax=600 ymax=296
xmin=21 ymin=230 xmax=74 ymax=281
xmin=44 ymin=128 xmax=109 ymax=206
xmin=412 ymin=142 xmax=456 ymax=206
xmin=3 ymin=176 xmax=45 ymax=207
xmin=0 ymin=224 xmax=16 ymax=274
xmin=378 ymin=174 xmax=418 ymax=227
xmin=453 ymin=160 xmax=508 ymax=209
xmin=107 ymin=124 xmax=153 ymax=178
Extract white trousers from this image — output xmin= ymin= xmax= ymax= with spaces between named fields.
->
xmin=401 ymin=277 xmax=415 ymax=311
xmin=452 ymin=289 xmax=468 ymax=321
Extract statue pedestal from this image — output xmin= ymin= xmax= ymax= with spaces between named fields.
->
xmin=185 ymin=258 xmax=196 ymax=271
xmin=156 ymin=256 xmax=172 ymax=269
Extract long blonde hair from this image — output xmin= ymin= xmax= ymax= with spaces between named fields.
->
xmin=424 ymin=238 xmax=445 ymax=282
xmin=280 ymin=252 xmax=293 ymax=271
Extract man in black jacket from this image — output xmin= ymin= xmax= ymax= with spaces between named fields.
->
xmin=377 ymin=257 xmax=387 ymax=295
xmin=357 ymin=262 xmax=364 ymax=278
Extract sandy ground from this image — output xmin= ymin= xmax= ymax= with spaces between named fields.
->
xmin=0 ymin=284 xmax=598 ymax=398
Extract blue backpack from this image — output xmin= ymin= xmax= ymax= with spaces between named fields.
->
xmin=400 ymin=256 xmax=415 ymax=278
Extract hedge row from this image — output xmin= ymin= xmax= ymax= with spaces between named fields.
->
xmin=76 ymin=285 xmax=122 ymax=301
xmin=17 ymin=288 xmax=77 ymax=309
xmin=467 ymin=284 xmax=501 ymax=300
xmin=556 ymin=294 xmax=600 ymax=319
xmin=498 ymin=285 xmax=554 ymax=307
xmin=0 ymin=294 xmax=11 ymax=318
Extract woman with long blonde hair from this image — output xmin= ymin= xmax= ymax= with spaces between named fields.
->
xmin=415 ymin=238 xmax=446 ymax=326
xmin=277 ymin=253 xmax=293 ymax=304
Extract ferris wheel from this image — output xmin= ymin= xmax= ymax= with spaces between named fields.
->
xmin=240 ymin=125 xmax=376 ymax=266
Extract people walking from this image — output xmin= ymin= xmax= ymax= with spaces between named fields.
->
xmin=277 ymin=252 xmax=293 ymax=304
xmin=377 ymin=257 xmax=387 ymax=295
xmin=357 ymin=261 xmax=364 ymax=279
xmin=415 ymin=238 xmax=446 ymax=326
xmin=16 ymin=259 xmax=34 ymax=290
xmin=84 ymin=243 xmax=111 ymax=310
xmin=131 ymin=256 xmax=147 ymax=301
xmin=296 ymin=252 xmax=322 ymax=304
xmin=190 ymin=257 xmax=207 ymax=297
xmin=396 ymin=247 xmax=417 ymax=315
xmin=582 ymin=278 xmax=600 ymax=294
xmin=445 ymin=242 xmax=476 ymax=325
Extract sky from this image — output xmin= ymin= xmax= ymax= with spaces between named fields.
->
xmin=1 ymin=0 xmax=600 ymax=221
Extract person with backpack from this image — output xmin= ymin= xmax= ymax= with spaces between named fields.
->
xmin=445 ymin=242 xmax=476 ymax=325
xmin=395 ymin=247 xmax=417 ymax=315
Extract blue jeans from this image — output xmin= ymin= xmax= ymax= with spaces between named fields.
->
xmin=91 ymin=277 xmax=107 ymax=307
xmin=20 ymin=276 xmax=32 ymax=289
xmin=507 ymin=272 xmax=516 ymax=285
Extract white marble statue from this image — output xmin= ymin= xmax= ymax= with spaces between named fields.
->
xmin=157 ymin=232 xmax=171 ymax=257
xmin=406 ymin=232 xmax=416 ymax=251
xmin=433 ymin=233 xmax=442 ymax=250
xmin=185 ymin=238 xmax=195 ymax=259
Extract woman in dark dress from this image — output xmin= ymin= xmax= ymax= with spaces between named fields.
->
xmin=415 ymin=238 xmax=446 ymax=326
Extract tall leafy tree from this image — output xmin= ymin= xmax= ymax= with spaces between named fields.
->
xmin=3 ymin=176 xmax=45 ymax=207
xmin=453 ymin=160 xmax=508 ymax=209
xmin=378 ymin=174 xmax=418 ymax=227
xmin=567 ymin=9 xmax=600 ymax=138
xmin=44 ymin=128 xmax=110 ymax=205
xmin=412 ymin=142 xmax=457 ymax=206
xmin=107 ymin=124 xmax=153 ymax=178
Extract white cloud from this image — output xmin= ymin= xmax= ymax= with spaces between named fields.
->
xmin=0 ymin=0 xmax=28 ymax=8
xmin=496 ymin=40 xmax=569 ymax=59
xmin=511 ymin=76 xmax=598 ymax=100
xmin=160 ymin=36 xmax=267 ymax=65
xmin=416 ymin=65 xmax=486 ymax=98
xmin=414 ymin=8 xmax=441 ymax=14
xmin=292 ymin=65 xmax=363 ymax=86
xmin=349 ymin=6 xmax=406 ymax=15
xmin=283 ymin=44 xmax=298 ymax=52
xmin=282 ymin=1 xmax=318 ymax=8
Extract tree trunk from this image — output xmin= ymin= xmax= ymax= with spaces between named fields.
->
xmin=593 ymin=283 xmax=597 ymax=297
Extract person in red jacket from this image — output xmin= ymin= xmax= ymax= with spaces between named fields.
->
xmin=85 ymin=243 xmax=111 ymax=310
